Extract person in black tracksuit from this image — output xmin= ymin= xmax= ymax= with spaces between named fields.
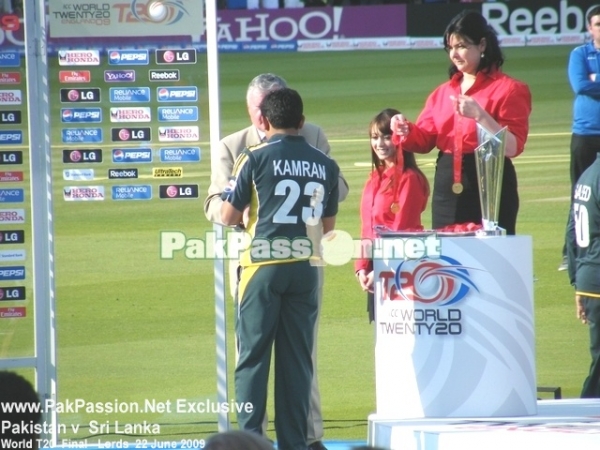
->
xmin=567 ymin=153 xmax=600 ymax=398
xmin=221 ymin=88 xmax=339 ymax=450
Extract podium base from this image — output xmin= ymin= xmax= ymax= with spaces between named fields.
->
xmin=368 ymin=399 xmax=600 ymax=449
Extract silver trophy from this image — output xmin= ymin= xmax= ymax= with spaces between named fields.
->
xmin=475 ymin=124 xmax=507 ymax=234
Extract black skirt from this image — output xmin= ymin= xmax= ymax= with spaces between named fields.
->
xmin=432 ymin=152 xmax=519 ymax=235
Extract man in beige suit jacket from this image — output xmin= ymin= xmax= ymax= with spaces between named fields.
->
xmin=204 ymin=74 xmax=348 ymax=450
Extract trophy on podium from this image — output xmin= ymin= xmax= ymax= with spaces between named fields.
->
xmin=474 ymin=124 xmax=507 ymax=234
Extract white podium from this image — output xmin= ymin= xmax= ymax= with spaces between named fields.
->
xmin=372 ymin=234 xmax=536 ymax=419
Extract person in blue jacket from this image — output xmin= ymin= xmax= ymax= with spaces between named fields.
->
xmin=560 ymin=5 xmax=600 ymax=271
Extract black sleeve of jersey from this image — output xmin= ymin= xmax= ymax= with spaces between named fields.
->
xmin=323 ymin=162 xmax=340 ymax=218
xmin=566 ymin=204 xmax=577 ymax=286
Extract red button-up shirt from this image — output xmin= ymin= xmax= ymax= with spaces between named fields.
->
xmin=402 ymin=69 xmax=531 ymax=157
xmin=355 ymin=166 xmax=429 ymax=272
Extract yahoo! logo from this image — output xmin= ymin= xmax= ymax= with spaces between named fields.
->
xmin=381 ymin=256 xmax=479 ymax=305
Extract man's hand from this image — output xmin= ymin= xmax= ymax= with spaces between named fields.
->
xmin=576 ymin=294 xmax=587 ymax=324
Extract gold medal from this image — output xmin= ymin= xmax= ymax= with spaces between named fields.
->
xmin=452 ymin=182 xmax=463 ymax=194
xmin=390 ymin=203 xmax=399 ymax=213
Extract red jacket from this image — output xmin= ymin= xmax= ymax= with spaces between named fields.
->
xmin=355 ymin=166 xmax=428 ymax=273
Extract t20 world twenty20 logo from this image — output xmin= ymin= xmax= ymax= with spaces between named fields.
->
xmin=389 ymin=256 xmax=480 ymax=306
xmin=131 ymin=0 xmax=190 ymax=24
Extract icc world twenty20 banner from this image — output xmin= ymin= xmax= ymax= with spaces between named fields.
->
xmin=48 ymin=0 xmax=204 ymax=38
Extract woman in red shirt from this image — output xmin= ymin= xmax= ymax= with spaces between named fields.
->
xmin=391 ymin=10 xmax=531 ymax=235
xmin=355 ymin=108 xmax=430 ymax=320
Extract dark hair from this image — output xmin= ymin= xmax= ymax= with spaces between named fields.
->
xmin=588 ymin=5 xmax=600 ymax=23
xmin=369 ymin=108 xmax=430 ymax=196
xmin=259 ymin=87 xmax=303 ymax=130
xmin=0 ymin=371 xmax=42 ymax=449
xmin=205 ymin=430 xmax=275 ymax=450
xmin=443 ymin=10 xmax=504 ymax=78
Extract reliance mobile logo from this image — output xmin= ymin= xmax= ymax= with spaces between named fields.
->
xmin=112 ymin=148 xmax=152 ymax=163
xmin=156 ymin=86 xmax=197 ymax=102
xmin=59 ymin=71 xmax=91 ymax=83
xmin=157 ymin=106 xmax=198 ymax=122
xmin=159 ymin=147 xmax=200 ymax=162
xmin=61 ymin=108 xmax=102 ymax=123
xmin=62 ymin=128 xmax=103 ymax=144
xmin=58 ymin=50 xmax=101 ymax=66
xmin=0 ymin=51 xmax=20 ymax=67
xmin=129 ymin=0 xmax=190 ymax=25
xmin=0 ymin=188 xmax=24 ymax=203
xmin=383 ymin=256 xmax=479 ymax=305
xmin=108 ymin=50 xmax=149 ymax=66
xmin=112 ymin=185 xmax=152 ymax=200
xmin=109 ymin=87 xmax=151 ymax=103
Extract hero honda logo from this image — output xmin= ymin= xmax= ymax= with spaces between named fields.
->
xmin=108 ymin=49 xmax=149 ymax=65
xmin=382 ymin=256 xmax=479 ymax=305
xmin=58 ymin=50 xmax=100 ymax=66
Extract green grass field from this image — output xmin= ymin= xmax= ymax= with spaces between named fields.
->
xmin=3 ymin=45 xmax=586 ymax=444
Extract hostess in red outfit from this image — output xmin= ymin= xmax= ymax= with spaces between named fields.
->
xmin=355 ymin=165 xmax=428 ymax=273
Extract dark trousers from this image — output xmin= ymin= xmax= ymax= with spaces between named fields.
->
xmin=235 ymin=261 xmax=318 ymax=450
xmin=581 ymin=296 xmax=600 ymax=398
xmin=432 ymin=152 xmax=519 ymax=235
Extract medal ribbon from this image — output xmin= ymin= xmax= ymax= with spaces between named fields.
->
xmin=453 ymin=116 xmax=463 ymax=193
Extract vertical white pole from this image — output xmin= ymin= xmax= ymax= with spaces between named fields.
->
xmin=25 ymin=0 xmax=57 ymax=444
xmin=204 ymin=0 xmax=229 ymax=432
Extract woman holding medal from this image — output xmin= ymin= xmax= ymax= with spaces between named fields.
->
xmin=355 ymin=108 xmax=430 ymax=321
xmin=391 ymin=10 xmax=531 ymax=235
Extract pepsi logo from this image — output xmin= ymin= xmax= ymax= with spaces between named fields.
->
xmin=109 ymin=51 xmax=121 ymax=63
xmin=62 ymin=109 xmax=73 ymax=121
xmin=113 ymin=150 xmax=124 ymax=162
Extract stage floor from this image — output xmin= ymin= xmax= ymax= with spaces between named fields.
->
xmin=368 ymin=399 xmax=600 ymax=449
